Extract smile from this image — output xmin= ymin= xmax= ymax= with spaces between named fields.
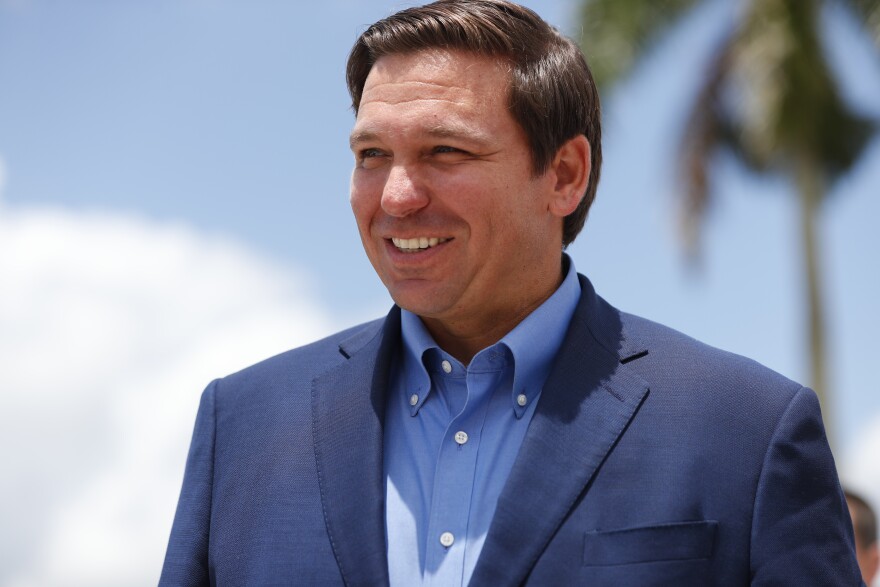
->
xmin=390 ymin=237 xmax=449 ymax=252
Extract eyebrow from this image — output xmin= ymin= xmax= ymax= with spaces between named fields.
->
xmin=426 ymin=124 xmax=493 ymax=146
xmin=349 ymin=124 xmax=494 ymax=150
xmin=349 ymin=130 xmax=379 ymax=150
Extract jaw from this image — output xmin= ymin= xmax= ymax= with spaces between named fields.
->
xmin=371 ymin=237 xmax=466 ymax=316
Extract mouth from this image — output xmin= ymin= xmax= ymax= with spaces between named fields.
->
xmin=390 ymin=236 xmax=450 ymax=253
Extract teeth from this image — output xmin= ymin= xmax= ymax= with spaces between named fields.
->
xmin=391 ymin=237 xmax=449 ymax=251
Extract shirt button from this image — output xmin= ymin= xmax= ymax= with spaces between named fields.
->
xmin=517 ymin=394 xmax=528 ymax=407
xmin=410 ymin=394 xmax=419 ymax=406
xmin=440 ymin=531 xmax=455 ymax=547
xmin=454 ymin=431 xmax=468 ymax=445
xmin=441 ymin=360 xmax=452 ymax=373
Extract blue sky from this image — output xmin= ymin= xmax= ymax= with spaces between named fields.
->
xmin=1 ymin=0 xmax=878 ymax=584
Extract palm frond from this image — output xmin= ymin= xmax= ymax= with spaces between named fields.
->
xmin=676 ymin=0 xmax=876 ymax=261
xmin=578 ymin=0 xmax=703 ymax=90
xmin=678 ymin=33 xmax=738 ymax=263
xmin=730 ymin=0 xmax=875 ymax=181
xmin=841 ymin=0 xmax=880 ymax=44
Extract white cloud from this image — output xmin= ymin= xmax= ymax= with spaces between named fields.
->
xmin=0 ymin=188 xmax=337 ymax=586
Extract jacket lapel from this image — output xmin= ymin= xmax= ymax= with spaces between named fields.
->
xmin=470 ymin=276 xmax=650 ymax=586
xmin=311 ymin=309 xmax=401 ymax=587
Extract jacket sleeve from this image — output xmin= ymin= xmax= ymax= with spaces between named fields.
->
xmin=159 ymin=380 xmax=218 ymax=586
xmin=750 ymin=386 xmax=864 ymax=585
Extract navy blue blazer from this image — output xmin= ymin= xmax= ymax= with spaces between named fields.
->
xmin=161 ymin=274 xmax=862 ymax=585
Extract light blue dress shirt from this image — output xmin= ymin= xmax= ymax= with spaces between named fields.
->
xmin=384 ymin=256 xmax=582 ymax=586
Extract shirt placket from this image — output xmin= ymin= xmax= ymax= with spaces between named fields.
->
xmin=423 ymin=364 xmax=501 ymax=586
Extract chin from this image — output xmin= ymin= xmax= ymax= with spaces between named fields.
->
xmin=390 ymin=296 xmax=439 ymax=317
xmin=388 ymin=288 xmax=450 ymax=319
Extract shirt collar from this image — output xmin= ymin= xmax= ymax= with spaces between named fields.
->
xmin=400 ymin=310 xmax=437 ymax=415
xmin=400 ymin=254 xmax=582 ymax=417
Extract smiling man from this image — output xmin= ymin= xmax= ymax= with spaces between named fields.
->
xmin=161 ymin=1 xmax=862 ymax=585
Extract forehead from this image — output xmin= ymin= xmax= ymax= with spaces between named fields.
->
xmin=352 ymin=50 xmax=515 ymax=140
xmin=363 ymin=49 xmax=510 ymax=100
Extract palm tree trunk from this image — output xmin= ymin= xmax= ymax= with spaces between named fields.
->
xmin=793 ymin=153 xmax=831 ymax=447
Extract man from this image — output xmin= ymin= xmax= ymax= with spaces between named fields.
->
xmin=161 ymin=1 xmax=862 ymax=585
xmin=846 ymin=490 xmax=879 ymax=585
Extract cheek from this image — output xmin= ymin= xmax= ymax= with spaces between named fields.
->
xmin=350 ymin=179 xmax=379 ymax=230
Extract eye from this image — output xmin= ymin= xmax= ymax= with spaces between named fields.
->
xmin=433 ymin=145 xmax=463 ymax=155
xmin=430 ymin=145 xmax=476 ymax=163
xmin=357 ymin=148 xmax=388 ymax=169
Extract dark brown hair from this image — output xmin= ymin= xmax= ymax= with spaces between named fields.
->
xmin=346 ymin=0 xmax=602 ymax=247
xmin=846 ymin=489 xmax=878 ymax=548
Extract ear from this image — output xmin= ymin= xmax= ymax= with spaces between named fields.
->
xmin=547 ymin=135 xmax=591 ymax=218
xmin=866 ymin=544 xmax=879 ymax=585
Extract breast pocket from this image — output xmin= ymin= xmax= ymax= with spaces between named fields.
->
xmin=583 ymin=520 xmax=718 ymax=566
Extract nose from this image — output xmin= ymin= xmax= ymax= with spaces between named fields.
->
xmin=380 ymin=164 xmax=429 ymax=218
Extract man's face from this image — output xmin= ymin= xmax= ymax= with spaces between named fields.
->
xmin=349 ymin=50 xmax=563 ymax=327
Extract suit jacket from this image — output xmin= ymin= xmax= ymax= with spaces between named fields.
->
xmin=160 ymin=274 xmax=862 ymax=586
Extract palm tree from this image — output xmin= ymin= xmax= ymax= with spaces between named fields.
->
xmin=579 ymin=0 xmax=879 ymax=443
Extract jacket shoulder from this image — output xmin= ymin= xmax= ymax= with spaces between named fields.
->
xmin=607 ymin=306 xmax=805 ymax=421
xmin=209 ymin=316 xmax=388 ymax=402
xmin=620 ymin=308 xmax=801 ymax=389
